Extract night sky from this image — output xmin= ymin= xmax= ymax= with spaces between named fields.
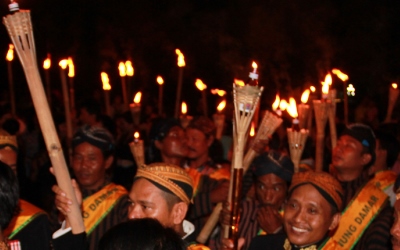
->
xmin=1 ymin=0 xmax=400 ymax=119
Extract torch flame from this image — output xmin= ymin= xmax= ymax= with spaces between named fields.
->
xmin=252 ymin=61 xmax=258 ymax=69
xmin=301 ymin=89 xmax=310 ymax=104
xmin=234 ymin=79 xmax=245 ymax=87
xmin=279 ymin=99 xmax=288 ymax=111
xmin=118 ymin=62 xmax=126 ymax=77
xmin=323 ymin=73 xmax=332 ymax=85
xmin=332 ymin=69 xmax=349 ymax=82
xmin=211 ymin=89 xmax=226 ymax=96
xmin=157 ymin=76 xmax=164 ymax=85
xmin=181 ymin=102 xmax=187 ymax=115
xmin=133 ymin=92 xmax=142 ymax=104
xmin=134 ymin=131 xmax=139 ymax=139
xmin=195 ymin=79 xmax=207 ymax=91
xmin=125 ymin=61 xmax=134 ymax=76
xmin=43 ymin=57 xmax=51 ymax=70
xmin=392 ymin=83 xmax=398 ymax=89
xmin=287 ymin=98 xmax=298 ymax=118
xmin=272 ymin=94 xmax=280 ymax=111
xmin=322 ymin=82 xmax=329 ymax=95
xmin=175 ymin=49 xmax=186 ymax=67
xmin=6 ymin=44 xmax=14 ymax=62
xmin=250 ymin=122 xmax=255 ymax=137
xmin=67 ymin=57 xmax=75 ymax=77
xmin=101 ymin=72 xmax=111 ymax=90
xmin=59 ymin=59 xmax=68 ymax=70
xmin=310 ymin=86 xmax=316 ymax=92
xmin=217 ymin=100 xmax=226 ymax=112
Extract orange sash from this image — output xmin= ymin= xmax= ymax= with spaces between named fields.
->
xmin=82 ymin=183 xmax=127 ymax=235
xmin=4 ymin=200 xmax=44 ymax=239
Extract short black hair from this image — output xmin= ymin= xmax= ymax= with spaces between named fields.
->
xmin=0 ymin=161 xmax=19 ymax=230
xmin=375 ymin=131 xmax=400 ymax=168
xmin=99 ymin=218 xmax=186 ymax=250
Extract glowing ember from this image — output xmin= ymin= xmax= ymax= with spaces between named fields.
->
xmin=310 ymin=86 xmax=316 ymax=92
xmin=332 ymin=69 xmax=349 ymax=82
xmin=287 ymin=98 xmax=298 ymax=118
xmin=195 ymin=79 xmax=207 ymax=91
xmin=157 ymin=76 xmax=164 ymax=85
xmin=234 ymin=79 xmax=245 ymax=86
xmin=43 ymin=58 xmax=51 ymax=70
xmin=392 ymin=83 xmax=398 ymax=89
xmin=125 ymin=61 xmax=134 ymax=76
xmin=279 ymin=99 xmax=288 ymax=111
xmin=6 ymin=44 xmax=14 ymax=61
xmin=118 ymin=62 xmax=126 ymax=77
xmin=59 ymin=59 xmax=68 ymax=70
xmin=101 ymin=72 xmax=111 ymax=90
xmin=217 ymin=100 xmax=226 ymax=112
xmin=181 ymin=102 xmax=187 ymax=114
xmin=175 ymin=49 xmax=186 ymax=67
xmin=301 ymin=90 xmax=310 ymax=104
xmin=134 ymin=131 xmax=140 ymax=139
xmin=133 ymin=92 xmax=142 ymax=104
xmin=272 ymin=94 xmax=280 ymax=111
xmin=211 ymin=89 xmax=226 ymax=96
xmin=252 ymin=61 xmax=258 ymax=69
xmin=67 ymin=57 xmax=74 ymax=77
xmin=250 ymin=122 xmax=255 ymax=137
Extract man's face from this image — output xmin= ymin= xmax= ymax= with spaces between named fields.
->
xmin=72 ymin=142 xmax=110 ymax=190
xmin=391 ymin=199 xmax=400 ymax=250
xmin=158 ymin=126 xmax=188 ymax=158
xmin=255 ymin=173 xmax=287 ymax=210
xmin=128 ymin=178 xmax=175 ymax=227
xmin=0 ymin=148 xmax=17 ymax=175
xmin=284 ymin=184 xmax=337 ymax=247
xmin=332 ymin=135 xmax=369 ymax=172
xmin=185 ymin=128 xmax=210 ymax=160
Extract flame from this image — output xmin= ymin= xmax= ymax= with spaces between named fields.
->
xmin=211 ymin=89 xmax=226 ymax=96
xmin=157 ymin=76 xmax=164 ymax=85
xmin=392 ymin=83 xmax=398 ymax=89
xmin=310 ymin=86 xmax=316 ymax=92
xmin=101 ymin=72 xmax=111 ymax=90
xmin=332 ymin=69 xmax=349 ymax=82
xmin=234 ymin=79 xmax=245 ymax=86
xmin=67 ymin=57 xmax=74 ymax=77
xmin=252 ymin=61 xmax=258 ymax=69
xmin=125 ymin=61 xmax=134 ymax=76
xmin=118 ymin=62 xmax=126 ymax=77
xmin=279 ymin=99 xmax=288 ymax=111
xmin=272 ymin=94 xmax=280 ymax=111
xmin=175 ymin=49 xmax=186 ymax=67
xmin=301 ymin=89 xmax=310 ymax=104
xmin=6 ymin=44 xmax=14 ymax=62
xmin=181 ymin=101 xmax=187 ymax=114
xmin=134 ymin=131 xmax=140 ymax=139
xmin=43 ymin=58 xmax=51 ymax=70
xmin=59 ymin=59 xmax=68 ymax=69
xmin=217 ymin=100 xmax=226 ymax=112
xmin=323 ymin=73 xmax=332 ymax=85
xmin=195 ymin=79 xmax=207 ymax=91
xmin=287 ymin=98 xmax=298 ymax=118
xmin=250 ymin=122 xmax=255 ymax=137
xmin=322 ymin=82 xmax=329 ymax=95
xmin=133 ymin=92 xmax=142 ymax=104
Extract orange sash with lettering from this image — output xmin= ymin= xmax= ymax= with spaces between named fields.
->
xmin=82 ymin=183 xmax=127 ymax=235
xmin=4 ymin=200 xmax=45 ymax=239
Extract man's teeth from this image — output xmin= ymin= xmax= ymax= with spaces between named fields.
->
xmin=292 ymin=226 xmax=308 ymax=233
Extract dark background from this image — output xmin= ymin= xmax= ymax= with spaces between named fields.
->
xmin=1 ymin=0 xmax=399 ymax=120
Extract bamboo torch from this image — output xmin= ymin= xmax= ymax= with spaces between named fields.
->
xmin=157 ymin=76 xmax=164 ymax=116
xmin=195 ymin=79 xmax=208 ymax=117
xmin=101 ymin=72 xmax=112 ymax=117
xmin=174 ymin=49 xmax=185 ymax=118
xmin=43 ymin=55 xmax=51 ymax=105
xmin=129 ymin=92 xmax=142 ymax=126
xmin=286 ymin=98 xmax=309 ymax=173
xmin=59 ymin=59 xmax=73 ymax=165
xmin=118 ymin=62 xmax=128 ymax=110
xmin=3 ymin=2 xmax=84 ymax=233
xmin=384 ymin=83 xmax=399 ymax=123
xmin=332 ymin=69 xmax=349 ymax=125
xmin=6 ymin=44 xmax=16 ymax=116
xmin=213 ymin=100 xmax=226 ymax=140
xmin=328 ymin=89 xmax=337 ymax=149
xmin=313 ymin=75 xmax=330 ymax=172
xmin=125 ymin=60 xmax=134 ymax=101
xmin=129 ymin=131 xmax=145 ymax=167
xmin=226 ymin=82 xmax=264 ymax=248
xmin=297 ymin=89 xmax=310 ymax=130
xmin=67 ymin=57 xmax=75 ymax=111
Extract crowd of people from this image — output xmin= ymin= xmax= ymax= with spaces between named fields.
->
xmin=0 ymin=96 xmax=399 ymax=250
